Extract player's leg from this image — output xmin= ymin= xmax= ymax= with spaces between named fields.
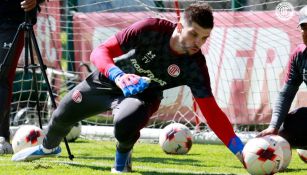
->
xmin=12 ymin=72 xmax=119 ymax=161
xmin=43 ymin=85 xmax=114 ymax=148
xmin=0 ymin=20 xmax=24 ymax=154
xmin=111 ymin=93 xmax=161 ymax=173
xmin=278 ymin=107 xmax=307 ymax=149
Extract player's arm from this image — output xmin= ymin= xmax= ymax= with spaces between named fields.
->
xmin=194 ymin=97 xmax=244 ymax=162
xmin=90 ymin=36 xmax=150 ymax=96
xmin=90 ymin=35 xmax=123 ymax=76
xmin=191 ymin=55 xmax=244 ymax=161
xmin=273 ymin=85 xmax=298 ymax=127
xmin=257 ymin=83 xmax=300 ymax=137
xmin=257 ymin=46 xmax=302 ymax=137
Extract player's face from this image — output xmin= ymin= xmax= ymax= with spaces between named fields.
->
xmin=178 ymin=21 xmax=211 ymax=55
xmin=300 ymin=23 xmax=307 ymax=45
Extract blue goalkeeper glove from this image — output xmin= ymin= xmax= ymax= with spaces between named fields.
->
xmin=228 ymin=136 xmax=244 ymax=163
xmin=108 ymin=66 xmax=151 ymax=97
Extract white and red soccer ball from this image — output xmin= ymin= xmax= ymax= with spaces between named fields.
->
xmin=242 ymin=135 xmax=291 ymax=175
xmin=297 ymin=149 xmax=307 ymax=163
xmin=12 ymin=125 xmax=45 ymax=153
xmin=274 ymin=135 xmax=292 ymax=171
xmin=66 ymin=122 xmax=82 ymax=142
xmin=159 ymin=123 xmax=193 ymax=154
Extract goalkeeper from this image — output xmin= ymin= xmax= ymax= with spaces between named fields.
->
xmin=257 ymin=5 xmax=307 ymax=148
xmin=12 ymin=2 xmax=245 ymax=173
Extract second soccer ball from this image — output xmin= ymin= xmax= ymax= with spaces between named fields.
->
xmin=159 ymin=123 xmax=193 ymax=154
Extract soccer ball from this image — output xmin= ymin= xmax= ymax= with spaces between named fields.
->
xmin=65 ymin=122 xmax=82 ymax=142
xmin=242 ymin=135 xmax=286 ymax=175
xmin=297 ymin=149 xmax=307 ymax=163
xmin=12 ymin=125 xmax=45 ymax=153
xmin=273 ymin=136 xmax=291 ymax=171
xmin=159 ymin=123 xmax=193 ymax=154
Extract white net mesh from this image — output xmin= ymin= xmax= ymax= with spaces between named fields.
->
xmin=10 ymin=0 xmax=307 ymax=143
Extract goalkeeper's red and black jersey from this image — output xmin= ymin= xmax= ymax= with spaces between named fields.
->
xmin=90 ymin=17 xmax=239 ymax=147
xmin=113 ymin=18 xmax=212 ymax=98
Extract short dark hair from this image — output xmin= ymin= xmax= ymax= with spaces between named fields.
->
xmin=184 ymin=2 xmax=214 ymax=29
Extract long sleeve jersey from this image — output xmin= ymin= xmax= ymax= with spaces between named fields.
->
xmin=91 ymin=18 xmax=238 ymax=147
xmin=270 ymin=44 xmax=307 ymax=129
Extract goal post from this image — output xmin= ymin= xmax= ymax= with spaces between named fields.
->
xmin=10 ymin=0 xmax=307 ymax=144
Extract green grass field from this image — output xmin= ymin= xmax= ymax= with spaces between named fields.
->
xmin=0 ymin=139 xmax=306 ymax=175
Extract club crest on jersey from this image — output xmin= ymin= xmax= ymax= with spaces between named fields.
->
xmin=72 ymin=90 xmax=82 ymax=103
xmin=167 ymin=64 xmax=180 ymax=77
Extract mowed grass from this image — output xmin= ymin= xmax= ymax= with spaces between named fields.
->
xmin=0 ymin=139 xmax=306 ymax=175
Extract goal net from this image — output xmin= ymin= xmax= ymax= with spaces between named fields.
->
xmin=10 ymin=0 xmax=307 ymax=144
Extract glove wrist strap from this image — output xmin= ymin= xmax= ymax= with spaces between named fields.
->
xmin=108 ymin=66 xmax=124 ymax=82
xmin=227 ymin=136 xmax=244 ymax=155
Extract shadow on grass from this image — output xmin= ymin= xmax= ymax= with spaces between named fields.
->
xmin=62 ymin=155 xmax=113 ymax=161
xmin=280 ymin=167 xmax=307 ymax=173
xmin=137 ymin=156 xmax=203 ymax=166
xmin=58 ymin=160 xmax=243 ymax=175
xmin=139 ymin=171 xmax=241 ymax=175
xmin=63 ymin=150 xmax=216 ymax=168
xmin=59 ymin=161 xmax=110 ymax=171
xmin=69 ymin=155 xmax=204 ymax=167
xmin=61 ymin=153 xmax=243 ymax=169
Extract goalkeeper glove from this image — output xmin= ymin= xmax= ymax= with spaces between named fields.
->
xmin=227 ymin=136 xmax=244 ymax=163
xmin=108 ymin=66 xmax=150 ymax=97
